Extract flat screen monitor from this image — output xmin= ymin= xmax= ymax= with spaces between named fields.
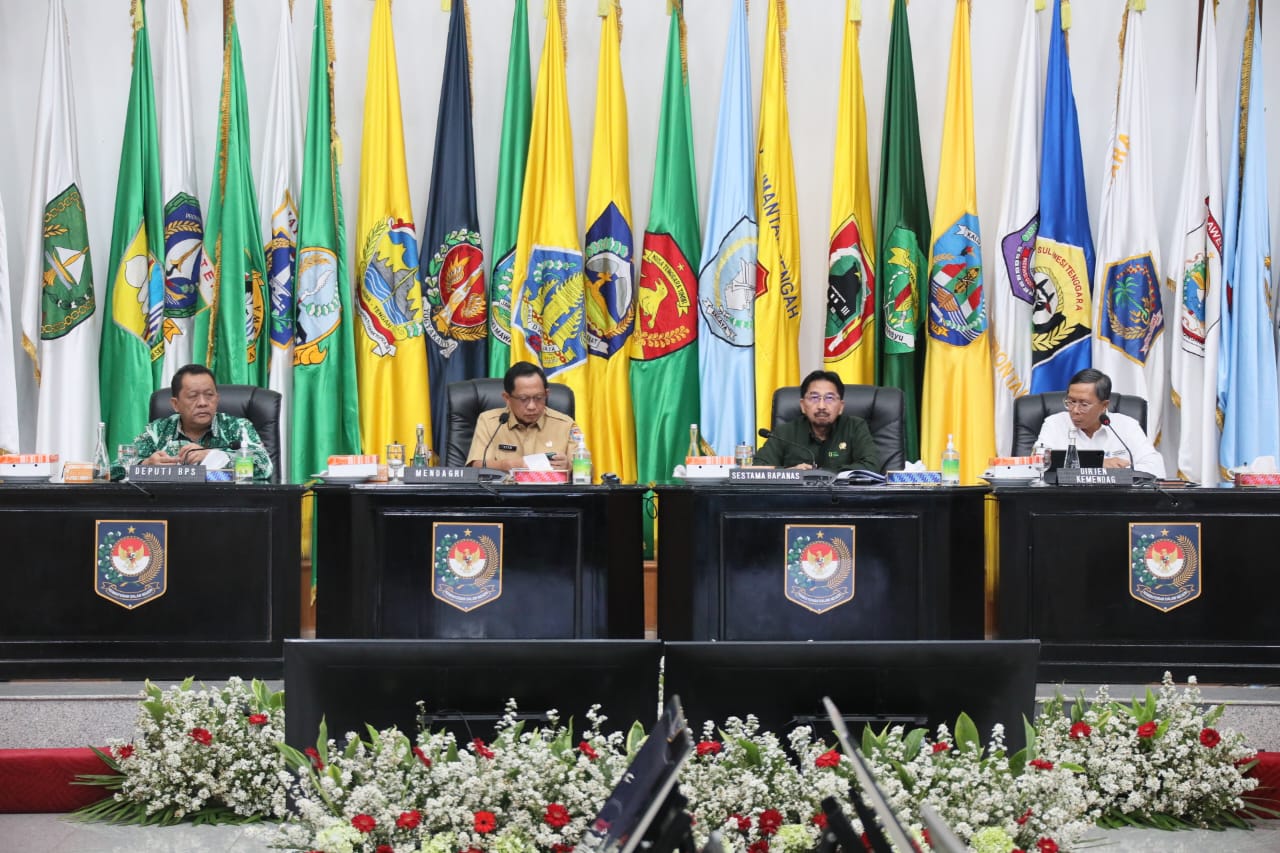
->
xmin=284 ymin=639 xmax=663 ymax=748
xmin=664 ymin=640 xmax=1040 ymax=751
xmin=1047 ymin=449 xmax=1105 ymax=471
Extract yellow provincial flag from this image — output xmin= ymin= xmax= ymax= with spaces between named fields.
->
xmin=754 ymin=0 xmax=801 ymax=433
xmin=921 ymin=0 xmax=994 ymax=483
xmin=510 ymin=2 xmax=590 ymax=435
xmin=583 ymin=1 xmax=637 ymax=482
xmin=825 ymin=0 xmax=876 ymax=386
xmin=353 ymin=0 xmax=432 ymax=456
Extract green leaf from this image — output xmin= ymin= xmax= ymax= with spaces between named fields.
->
xmin=954 ymin=712 xmax=980 ymax=752
xmin=316 ymin=717 xmax=330 ymax=764
xmin=902 ymin=728 xmax=925 ymax=759
xmin=734 ymin=736 xmax=761 ymax=766
xmin=1023 ymin=716 xmax=1038 ymax=760
xmin=1008 ymin=747 xmax=1026 ymax=776
xmin=626 ymin=721 xmax=647 ymax=757
xmin=1205 ymin=704 xmax=1226 ymax=725
xmin=446 ymin=739 xmax=459 ymax=762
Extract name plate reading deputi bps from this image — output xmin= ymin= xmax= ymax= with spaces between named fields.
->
xmin=728 ymin=469 xmax=836 ymax=485
xmin=128 ymin=464 xmax=206 ymax=483
xmin=403 ymin=467 xmax=501 ymax=484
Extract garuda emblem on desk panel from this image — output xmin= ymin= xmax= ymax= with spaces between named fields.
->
xmin=94 ymin=520 xmax=167 ymax=610
xmin=784 ymin=525 xmax=855 ymax=614
xmin=432 ymin=522 xmax=502 ymax=612
xmin=1129 ymin=522 xmax=1201 ymax=613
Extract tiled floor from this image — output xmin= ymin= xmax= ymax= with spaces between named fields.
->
xmin=1 ymin=815 xmax=1279 ymax=852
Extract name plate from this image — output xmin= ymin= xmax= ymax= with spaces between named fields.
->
xmin=403 ymin=466 xmax=501 ymax=484
xmin=129 ymin=464 xmax=206 ymax=483
xmin=1053 ymin=467 xmax=1152 ymax=487
xmin=728 ymin=469 xmax=835 ymax=485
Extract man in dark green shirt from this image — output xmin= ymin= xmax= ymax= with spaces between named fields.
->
xmin=754 ymin=370 xmax=881 ymax=473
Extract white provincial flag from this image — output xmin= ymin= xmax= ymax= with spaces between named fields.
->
xmin=259 ymin=0 xmax=303 ymax=482
xmin=990 ymin=0 xmax=1040 ymax=455
xmin=19 ymin=0 xmax=99 ymax=466
xmin=1091 ymin=6 xmax=1165 ymax=446
xmin=0 ymin=190 xmax=18 ymax=454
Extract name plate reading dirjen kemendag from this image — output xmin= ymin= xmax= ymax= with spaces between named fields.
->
xmin=1053 ymin=468 xmax=1152 ymax=487
xmin=128 ymin=465 xmax=206 ymax=483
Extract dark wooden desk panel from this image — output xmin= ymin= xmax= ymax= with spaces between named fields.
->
xmin=0 ymin=484 xmax=302 ymax=679
xmin=995 ymin=486 xmax=1280 ymax=681
xmin=655 ymin=485 xmax=986 ymax=641
xmin=314 ymin=484 xmax=645 ymax=639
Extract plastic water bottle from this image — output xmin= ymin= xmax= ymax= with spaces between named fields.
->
xmin=235 ymin=427 xmax=254 ymax=484
xmin=941 ymin=434 xmax=960 ymax=485
xmin=1064 ymin=428 xmax=1081 ymax=469
xmin=570 ymin=426 xmax=592 ymax=485
xmin=92 ymin=422 xmax=111 ymax=482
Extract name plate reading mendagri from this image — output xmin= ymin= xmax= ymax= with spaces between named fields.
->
xmin=728 ymin=469 xmax=836 ymax=485
xmin=128 ymin=464 xmax=206 ymax=483
xmin=1053 ymin=468 xmax=1153 ymax=487
xmin=403 ymin=467 xmax=500 ymax=484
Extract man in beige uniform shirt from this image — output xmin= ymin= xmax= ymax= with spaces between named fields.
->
xmin=466 ymin=361 xmax=580 ymax=472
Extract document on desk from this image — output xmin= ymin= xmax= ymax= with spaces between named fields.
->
xmin=524 ymin=453 xmax=554 ymax=472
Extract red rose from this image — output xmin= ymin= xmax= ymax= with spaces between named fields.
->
xmin=578 ymin=740 xmax=599 ymax=761
xmin=732 ymin=813 xmax=752 ymax=833
xmin=114 ymin=744 xmax=135 ymax=760
xmin=923 ymin=828 xmax=933 ymax=847
xmin=1069 ymin=721 xmax=1092 ymax=739
xmin=304 ymin=746 xmax=325 ymax=770
xmin=377 ymin=846 xmax=395 ymax=853
xmin=413 ymin=746 xmax=433 ymax=767
xmin=1036 ymin=839 xmax=1059 ymax=853
xmin=248 ymin=713 xmax=269 ymax=726
xmin=472 ymin=738 xmax=495 ymax=760
xmin=696 ymin=740 xmax=722 ymax=756
xmin=757 ymin=809 xmax=783 ymax=837
xmin=1200 ymin=727 xmax=1222 ymax=748
xmin=931 ymin=742 xmax=950 ymax=754
xmin=811 ymin=812 xmax=828 ymax=829
xmin=474 ymin=810 xmax=498 ymax=834
xmin=189 ymin=728 xmax=212 ymax=746
xmin=1016 ymin=807 xmax=1033 ymax=826
xmin=814 ymin=749 xmax=841 ymax=768
xmin=1137 ymin=722 xmax=1158 ymax=739
xmin=397 ymin=809 xmax=422 ymax=829
xmin=552 ymin=844 xmax=574 ymax=853
xmin=461 ymin=847 xmax=486 ymax=853
xmin=351 ymin=813 xmax=376 ymax=833
xmin=748 ymin=841 xmax=770 ymax=853
xmin=544 ymin=803 xmax=571 ymax=829
xmin=1029 ymin=758 xmax=1055 ymax=771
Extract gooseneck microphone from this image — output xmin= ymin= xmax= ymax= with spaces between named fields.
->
xmin=1098 ymin=412 xmax=1136 ymax=470
xmin=758 ymin=427 xmax=817 ymax=469
xmin=482 ymin=412 xmax=510 ymax=470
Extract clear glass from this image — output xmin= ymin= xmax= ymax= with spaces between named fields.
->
xmin=735 ymin=441 xmax=754 ymax=467
xmin=92 ymin=422 xmax=111 ymax=482
xmin=1064 ymin=428 xmax=1081 ymax=469
xmin=117 ymin=443 xmax=138 ymax=479
xmin=386 ymin=442 xmax=405 ymax=483
xmin=1032 ymin=440 xmax=1048 ymax=486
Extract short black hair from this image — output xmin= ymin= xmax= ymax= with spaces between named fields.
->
xmin=1068 ymin=368 xmax=1111 ymax=401
xmin=504 ymin=360 xmax=548 ymax=394
xmin=799 ymin=369 xmax=845 ymax=399
xmin=171 ymin=363 xmax=216 ymax=398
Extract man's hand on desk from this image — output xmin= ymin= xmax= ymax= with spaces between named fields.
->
xmin=143 ymin=444 xmax=209 ymax=466
xmin=1102 ymin=457 xmax=1130 ymax=469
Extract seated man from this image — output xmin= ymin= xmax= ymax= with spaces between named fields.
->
xmin=754 ymin=370 xmax=880 ymax=473
xmin=1035 ymin=367 xmax=1165 ymax=477
xmin=466 ymin=361 xmax=580 ymax=473
xmin=127 ymin=364 xmax=273 ymax=480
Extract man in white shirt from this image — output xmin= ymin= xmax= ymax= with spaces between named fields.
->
xmin=1035 ymin=368 xmax=1166 ymax=477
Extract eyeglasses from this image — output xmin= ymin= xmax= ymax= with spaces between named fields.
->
xmin=1062 ymin=398 xmax=1097 ymax=411
xmin=511 ymin=394 xmax=547 ymax=406
xmin=804 ymin=393 xmax=841 ymax=405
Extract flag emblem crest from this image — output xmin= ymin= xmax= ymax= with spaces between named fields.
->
xmin=424 ymin=228 xmax=487 ymax=353
xmin=635 ymin=233 xmax=696 ymax=359
xmin=40 ymin=184 xmax=95 ymax=341
xmin=432 ymin=522 xmax=502 ymax=612
xmin=163 ymin=192 xmax=209 ymax=320
xmin=243 ymin=265 xmax=268 ymax=366
xmin=1031 ymin=239 xmax=1091 ymax=361
xmin=882 ymin=230 xmax=922 ymax=354
xmin=699 ymin=217 xmax=757 ymax=347
xmin=1129 ymin=522 xmax=1201 ymax=612
xmin=111 ymin=225 xmax=164 ymax=358
xmin=489 ymin=250 xmax=515 ymax=348
xmin=516 ymin=246 xmax=587 ymax=374
xmin=357 ymin=217 xmax=424 ymax=357
xmin=825 ymin=217 xmax=875 ymax=360
xmin=95 ymin=520 xmax=167 ymax=610
xmin=266 ymin=196 xmax=297 ymax=350
xmin=1100 ymin=254 xmax=1163 ymax=364
xmin=784 ymin=524 xmax=855 ymax=614
xmin=294 ymin=246 xmax=341 ymax=364
xmin=1000 ymin=213 xmax=1038 ymax=306
xmin=928 ymin=215 xmax=986 ymax=346
xmin=585 ymin=203 xmax=636 ymax=359
xmin=1178 ymin=254 xmax=1209 ymax=357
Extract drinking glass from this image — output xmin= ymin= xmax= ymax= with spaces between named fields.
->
xmin=386 ymin=443 xmax=405 ymax=484
xmin=734 ymin=442 xmax=754 ymax=467
xmin=118 ymin=443 xmax=138 ymax=479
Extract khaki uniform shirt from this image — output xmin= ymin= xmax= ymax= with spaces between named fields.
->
xmin=466 ymin=408 xmax=580 ymax=468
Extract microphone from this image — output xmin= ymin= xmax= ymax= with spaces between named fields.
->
xmin=482 ymin=412 xmax=510 ymax=470
xmin=758 ymin=427 xmax=817 ymax=469
xmin=1099 ymin=412 xmax=1136 ymax=470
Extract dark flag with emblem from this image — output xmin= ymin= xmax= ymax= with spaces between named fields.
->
xmin=421 ymin=0 xmax=486 ymax=455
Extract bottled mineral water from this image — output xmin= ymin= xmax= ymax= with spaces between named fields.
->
xmin=1064 ymin=428 xmax=1081 ymax=469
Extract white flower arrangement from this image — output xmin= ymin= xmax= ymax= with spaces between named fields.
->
xmin=75 ymin=677 xmax=290 ymax=825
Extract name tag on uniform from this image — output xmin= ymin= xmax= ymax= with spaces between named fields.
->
xmin=498 ymin=444 xmax=517 ymax=452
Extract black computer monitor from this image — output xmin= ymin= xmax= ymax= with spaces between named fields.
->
xmin=284 ymin=639 xmax=663 ymax=748
xmin=664 ymin=640 xmax=1040 ymax=751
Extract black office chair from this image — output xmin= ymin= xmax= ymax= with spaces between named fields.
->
xmin=148 ymin=385 xmax=283 ymax=483
xmin=1011 ymin=391 xmax=1148 ymax=456
xmin=769 ymin=385 xmax=905 ymax=473
xmin=443 ymin=378 xmax=576 ymax=467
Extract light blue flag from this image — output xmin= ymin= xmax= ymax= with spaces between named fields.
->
xmin=1218 ymin=0 xmax=1277 ymax=474
xmin=696 ymin=0 xmax=757 ymax=455
xmin=1030 ymin=0 xmax=1093 ymax=394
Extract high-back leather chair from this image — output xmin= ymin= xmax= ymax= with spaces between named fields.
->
xmin=769 ymin=385 xmax=905 ymax=473
xmin=1012 ymin=391 xmax=1148 ymax=456
xmin=148 ymin=385 xmax=283 ymax=483
xmin=444 ymin=378 xmax=576 ymax=467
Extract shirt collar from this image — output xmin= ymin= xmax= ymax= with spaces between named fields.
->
xmin=508 ymin=411 xmax=547 ymax=431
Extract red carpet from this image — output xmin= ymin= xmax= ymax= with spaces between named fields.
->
xmin=0 ymin=748 xmax=112 ymax=813
xmin=1248 ymin=751 xmax=1280 ymax=814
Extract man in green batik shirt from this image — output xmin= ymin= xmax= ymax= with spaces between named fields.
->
xmin=123 ymin=363 xmax=273 ymax=480
xmin=754 ymin=370 xmax=881 ymax=474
